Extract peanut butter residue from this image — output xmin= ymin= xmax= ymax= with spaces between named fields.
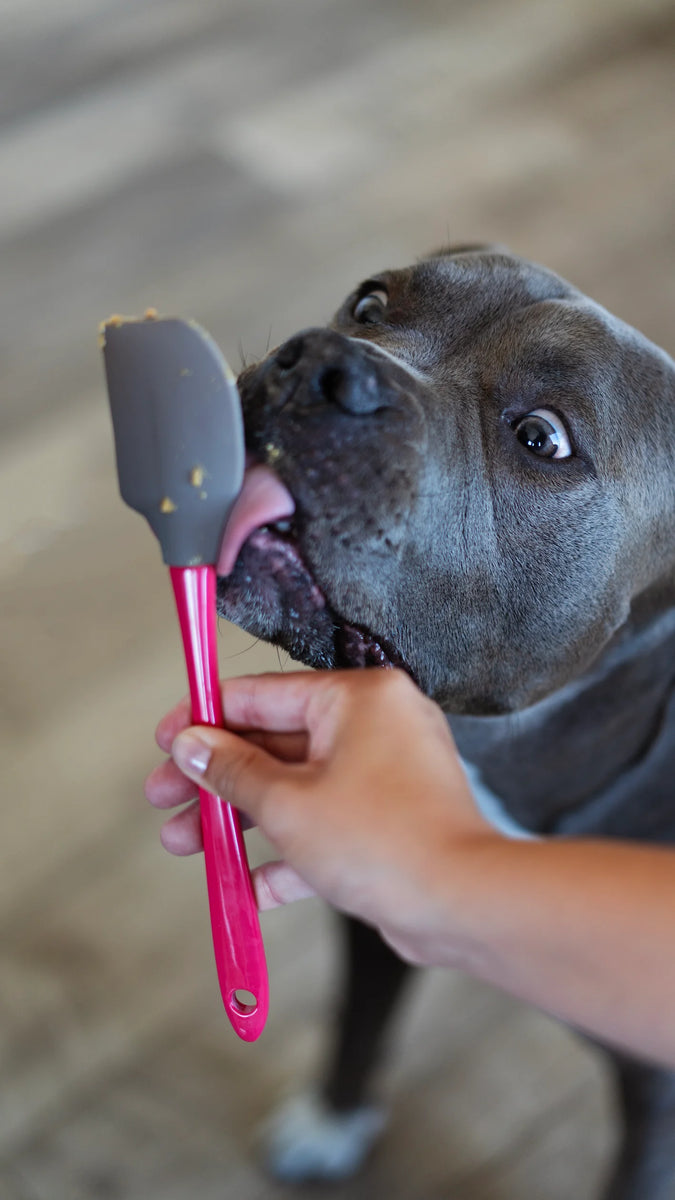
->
xmin=98 ymin=310 xmax=160 ymax=348
xmin=98 ymin=316 xmax=122 ymax=348
xmin=98 ymin=313 xmax=132 ymax=347
xmin=189 ymin=466 xmax=205 ymax=488
xmin=159 ymin=496 xmax=177 ymax=514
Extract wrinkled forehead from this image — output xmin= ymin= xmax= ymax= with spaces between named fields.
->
xmin=386 ymin=252 xmax=579 ymax=329
xmin=491 ymin=295 xmax=637 ymax=372
xmin=385 ymin=254 xmax=652 ymax=377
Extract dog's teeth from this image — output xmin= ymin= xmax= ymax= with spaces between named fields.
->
xmin=258 ymin=519 xmax=294 ymax=537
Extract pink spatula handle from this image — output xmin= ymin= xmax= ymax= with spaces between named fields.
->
xmin=170 ymin=565 xmax=269 ymax=1041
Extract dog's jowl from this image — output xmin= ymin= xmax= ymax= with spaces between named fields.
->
xmin=217 ymin=247 xmax=675 ymax=1200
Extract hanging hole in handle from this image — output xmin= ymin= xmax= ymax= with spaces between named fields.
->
xmin=231 ymin=989 xmax=258 ymax=1016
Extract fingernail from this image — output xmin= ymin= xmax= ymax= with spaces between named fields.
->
xmin=172 ymin=730 xmax=213 ymax=777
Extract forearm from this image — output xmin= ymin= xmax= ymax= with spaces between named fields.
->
xmin=441 ymin=836 xmax=675 ymax=1066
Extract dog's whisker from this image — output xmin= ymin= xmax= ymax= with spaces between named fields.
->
xmin=220 ymin=633 xmax=265 ymax=660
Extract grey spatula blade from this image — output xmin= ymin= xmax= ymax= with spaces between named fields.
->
xmin=102 ymin=315 xmax=245 ymax=566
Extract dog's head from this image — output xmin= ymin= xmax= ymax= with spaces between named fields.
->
xmin=217 ymin=247 xmax=675 ymax=714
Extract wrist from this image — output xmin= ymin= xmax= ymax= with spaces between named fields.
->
xmin=391 ymin=828 xmax=517 ymax=972
xmin=451 ymin=833 xmax=521 ymax=977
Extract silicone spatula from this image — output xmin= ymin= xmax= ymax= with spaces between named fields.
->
xmin=101 ymin=312 xmax=268 ymax=1042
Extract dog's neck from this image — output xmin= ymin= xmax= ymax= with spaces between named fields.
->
xmin=449 ymin=600 xmax=675 ymax=837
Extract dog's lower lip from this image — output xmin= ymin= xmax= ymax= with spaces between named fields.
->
xmin=217 ymin=462 xmax=411 ymax=675
xmin=226 ymin=520 xmax=413 ymax=678
xmin=246 ymin=525 xmax=326 ymax=610
xmin=335 ymin=622 xmax=409 ymax=673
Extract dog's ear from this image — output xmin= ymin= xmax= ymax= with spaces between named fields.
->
xmin=425 ymin=242 xmax=509 ymax=259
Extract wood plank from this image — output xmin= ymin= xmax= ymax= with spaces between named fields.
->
xmin=0 ymin=843 xmax=329 ymax=1153
xmin=140 ymin=972 xmax=616 ymax=1199
xmin=0 ymin=0 xmax=430 ymax=127
xmin=10 ymin=1073 xmax=267 ymax=1200
xmin=0 ymin=1167 xmax=40 ymax=1200
xmin=451 ymin=1080 xmax=617 ymax=1200
xmin=2 ymin=0 xmax=673 ymax=436
xmin=5 ymin=983 xmax=614 ymax=1200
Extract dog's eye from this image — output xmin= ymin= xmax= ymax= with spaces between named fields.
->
xmin=353 ymin=288 xmax=388 ymax=324
xmin=513 ymin=408 xmax=572 ymax=459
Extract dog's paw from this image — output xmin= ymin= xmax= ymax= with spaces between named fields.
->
xmin=258 ymin=1091 xmax=387 ymax=1182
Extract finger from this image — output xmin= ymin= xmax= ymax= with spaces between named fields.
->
xmin=156 ymin=696 xmax=191 ymax=752
xmin=157 ymin=712 xmax=307 ymax=768
xmin=243 ymin=729 xmax=309 ymax=763
xmin=171 ymin=725 xmax=293 ymax=822
xmin=251 ymin=861 xmax=318 ymax=911
xmin=155 ymin=672 xmax=320 ymax=751
xmin=145 ymin=758 xmax=197 ymax=809
xmin=160 ymin=801 xmax=203 ymax=856
xmin=220 ymin=671 xmax=332 ymax=734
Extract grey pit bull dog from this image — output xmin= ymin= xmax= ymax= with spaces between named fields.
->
xmin=216 ymin=246 xmax=675 ymax=1200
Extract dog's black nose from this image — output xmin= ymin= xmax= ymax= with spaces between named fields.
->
xmin=315 ymin=360 xmax=383 ymax=415
xmin=273 ymin=330 xmax=388 ymax=416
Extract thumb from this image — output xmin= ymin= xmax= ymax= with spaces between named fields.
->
xmin=171 ymin=725 xmax=281 ymax=822
xmin=252 ymin=861 xmax=318 ymax=910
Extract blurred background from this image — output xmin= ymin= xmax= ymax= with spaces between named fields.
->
xmin=2 ymin=1 xmax=674 ymax=1196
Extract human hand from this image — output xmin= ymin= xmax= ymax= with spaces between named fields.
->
xmin=144 ymin=669 xmax=498 ymax=964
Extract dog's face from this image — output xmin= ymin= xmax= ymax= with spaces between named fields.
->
xmin=217 ymin=248 xmax=675 ymax=714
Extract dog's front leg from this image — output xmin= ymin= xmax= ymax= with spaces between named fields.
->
xmin=603 ymin=1055 xmax=675 ymax=1200
xmin=260 ymin=916 xmax=415 ymax=1181
xmin=323 ymin=914 xmax=416 ymax=1110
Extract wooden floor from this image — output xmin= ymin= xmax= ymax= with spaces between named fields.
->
xmin=2 ymin=0 xmax=674 ymax=1195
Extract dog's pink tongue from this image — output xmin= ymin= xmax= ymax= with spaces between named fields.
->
xmin=217 ymin=463 xmax=295 ymax=576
